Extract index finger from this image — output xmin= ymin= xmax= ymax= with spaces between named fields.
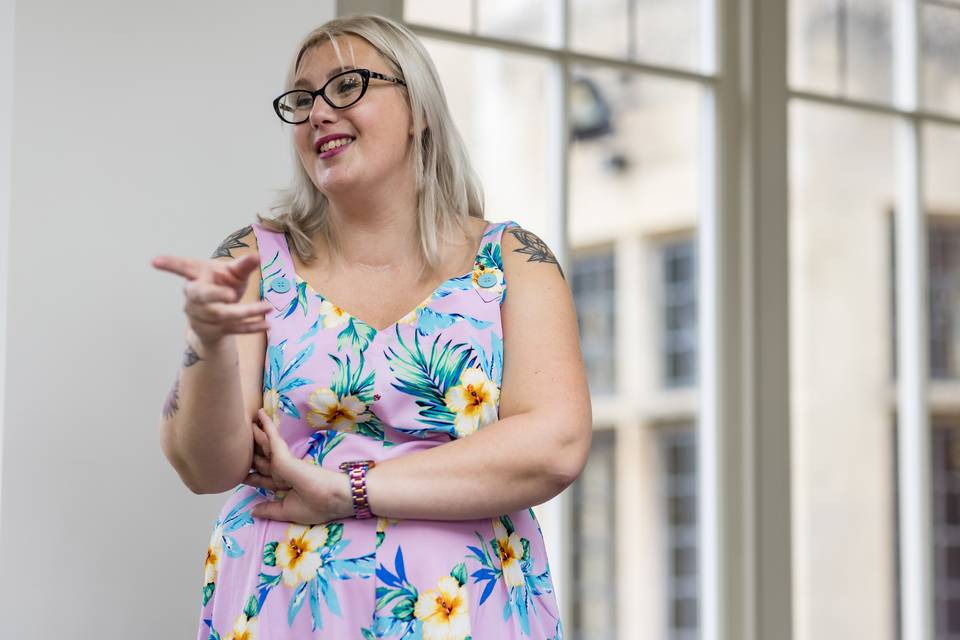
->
xmin=224 ymin=253 xmax=261 ymax=280
xmin=152 ymin=255 xmax=208 ymax=281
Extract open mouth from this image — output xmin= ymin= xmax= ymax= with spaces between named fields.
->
xmin=316 ymin=137 xmax=354 ymax=155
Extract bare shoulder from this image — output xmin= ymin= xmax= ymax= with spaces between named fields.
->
xmin=501 ymin=224 xmax=566 ymax=283
xmin=210 ymin=224 xmax=259 ymax=261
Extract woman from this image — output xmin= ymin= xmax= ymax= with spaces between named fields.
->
xmin=153 ymin=13 xmax=590 ymax=640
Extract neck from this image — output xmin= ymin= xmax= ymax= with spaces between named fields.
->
xmin=321 ymin=178 xmax=422 ymax=272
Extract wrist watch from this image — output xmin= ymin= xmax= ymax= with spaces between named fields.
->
xmin=338 ymin=459 xmax=376 ymax=519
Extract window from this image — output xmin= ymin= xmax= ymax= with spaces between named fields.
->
xmin=661 ymin=426 xmax=699 ymax=640
xmin=571 ymin=250 xmax=616 ymax=395
xmin=570 ymin=428 xmax=617 ymax=639
xmin=933 ymin=419 xmax=960 ymax=639
xmin=661 ymin=239 xmax=698 ymax=388
xmin=930 ymin=221 xmax=960 ymax=380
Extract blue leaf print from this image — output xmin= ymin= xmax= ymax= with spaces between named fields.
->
xmin=202 ymin=618 xmax=223 ymax=640
xmin=394 ymin=545 xmax=407 ymax=583
xmin=415 ymin=307 xmax=492 ymax=337
xmin=469 ymin=333 xmax=503 ymax=383
xmin=309 ymin=579 xmax=324 ymax=631
xmin=304 ymin=430 xmax=346 ymax=466
xmin=264 ymin=340 xmax=315 ymax=420
xmin=319 ymin=573 xmax=342 ymax=616
xmin=327 ymin=553 xmax=375 ymax=580
xmin=288 ymin=581 xmax=309 ymax=626
xmin=432 ymin=273 xmax=475 ymax=299
xmin=298 ymin=317 xmax=321 ymax=344
xmin=279 ymin=279 xmax=310 ymax=319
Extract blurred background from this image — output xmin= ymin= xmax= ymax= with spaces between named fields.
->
xmin=1 ymin=0 xmax=958 ymax=638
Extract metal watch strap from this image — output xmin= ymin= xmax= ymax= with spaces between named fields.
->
xmin=338 ymin=460 xmax=375 ymax=519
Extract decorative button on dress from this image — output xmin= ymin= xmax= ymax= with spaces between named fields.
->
xmin=197 ymin=219 xmax=564 ymax=640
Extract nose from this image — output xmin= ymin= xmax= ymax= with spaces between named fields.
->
xmin=307 ymin=94 xmax=339 ymax=127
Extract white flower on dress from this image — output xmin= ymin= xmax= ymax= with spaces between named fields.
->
xmin=306 ymin=387 xmax=371 ymax=431
xmin=414 ymin=575 xmax=471 ymax=640
xmin=317 ymin=300 xmax=350 ymax=329
xmin=223 ymin=613 xmax=258 ymax=640
xmin=276 ymin=524 xmax=327 ymax=587
xmin=492 ymin=519 xmax=526 ymax=588
xmin=204 ymin=525 xmax=224 ymax=584
xmin=444 ymin=367 xmax=500 ymax=436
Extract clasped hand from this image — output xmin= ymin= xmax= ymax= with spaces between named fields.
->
xmin=245 ymin=408 xmax=354 ymax=525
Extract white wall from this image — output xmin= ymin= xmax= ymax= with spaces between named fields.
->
xmin=0 ymin=0 xmax=16 ymax=541
xmin=0 ymin=1 xmax=334 ymax=637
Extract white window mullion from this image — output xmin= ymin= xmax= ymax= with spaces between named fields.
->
xmin=893 ymin=1 xmax=933 ymax=639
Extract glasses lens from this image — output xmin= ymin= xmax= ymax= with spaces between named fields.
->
xmin=277 ymin=91 xmax=315 ymax=123
xmin=326 ymin=71 xmax=364 ymax=108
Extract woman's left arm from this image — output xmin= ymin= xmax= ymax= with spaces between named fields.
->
xmin=249 ymin=227 xmax=593 ymax=523
xmin=364 ymin=227 xmax=593 ymax=520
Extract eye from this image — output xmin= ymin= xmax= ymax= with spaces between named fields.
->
xmin=334 ymin=77 xmax=361 ymax=95
xmin=292 ymin=93 xmax=314 ymax=109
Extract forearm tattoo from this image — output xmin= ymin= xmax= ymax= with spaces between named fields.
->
xmin=183 ymin=343 xmax=202 ymax=367
xmin=506 ymin=228 xmax=565 ymax=280
xmin=210 ymin=225 xmax=252 ymax=259
xmin=162 ymin=372 xmax=180 ymax=419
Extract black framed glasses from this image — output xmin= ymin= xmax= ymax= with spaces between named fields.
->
xmin=272 ymin=68 xmax=407 ymax=124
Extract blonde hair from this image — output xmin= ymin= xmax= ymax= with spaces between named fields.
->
xmin=258 ymin=13 xmax=485 ymax=274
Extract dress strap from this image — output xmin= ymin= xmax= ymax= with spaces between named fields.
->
xmin=251 ymin=222 xmax=298 ymax=312
xmin=481 ymin=219 xmax=520 ymax=250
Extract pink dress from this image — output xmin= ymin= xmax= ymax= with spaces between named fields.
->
xmin=197 ymin=220 xmax=564 ymax=639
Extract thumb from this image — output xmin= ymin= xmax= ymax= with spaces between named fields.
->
xmin=251 ymin=498 xmax=288 ymax=521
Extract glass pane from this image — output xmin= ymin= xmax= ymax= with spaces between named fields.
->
xmin=923 ymin=3 xmax=960 ymax=116
xmin=570 ymin=429 xmax=617 ymax=638
xmin=661 ymin=428 xmax=700 ymax=637
xmin=790 ymin=101 xmax=897 ymax=637
xmin=421 ymin=38 xmax=551 ymax=233
xmin=403 ymin=0 xmax=472 ymax=32
xmin=633 ymin=0 xmax=701 ymax=70
xmin=789 ymin=0 xmax=894 ymax=103
xmin=925 ymin=125 xmax=960 ymax=380
xmin=571 ymin=0 xmax=629 ymax=59
xmin=571 ymin=251 xmax=617 ymax=395
xmin=477 ymin=0 xmax=561 ymax=48
xmin=927 ymin=419 xmax=960 ymax=638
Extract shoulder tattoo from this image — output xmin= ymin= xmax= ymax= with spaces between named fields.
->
xmin=506 ymin=228 xmax=565 ymax=280
xmin=211 ymin=225 xmax=253 ymax=259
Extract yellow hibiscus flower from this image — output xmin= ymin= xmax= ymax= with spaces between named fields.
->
xmin=276 ymin=524 xmax=327 ymax=587
xmin=223 ymin=613 xmax=257 ymax=640
xmin=262 ymin=388 xmax=280 ymax=422
xmin=204 ymin=526 xmax=223 ymax=584
xmin=318 ymin=299 xmax=350 ymax=329
xmin=444 ymin=367 xmax=500 ymax=436
xmin=492 ymin=519 xmax=525 ymax=588
xmin=414 ymin=575 xmax=471 ymax=640
xmin=306 ymin=387 xmax=371 ymax=431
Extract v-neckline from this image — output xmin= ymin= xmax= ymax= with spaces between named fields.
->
xmin=287 ymin=220 xmax=495 ymax=335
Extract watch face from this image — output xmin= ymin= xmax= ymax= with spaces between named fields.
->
xmin=339 ymin=459 xmax=375 ymax=472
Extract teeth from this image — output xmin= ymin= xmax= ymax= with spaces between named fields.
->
xmin=319 ymin=137 xmax=352 ymax=153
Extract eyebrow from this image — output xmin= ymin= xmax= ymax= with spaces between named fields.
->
xmin=292 ymin=66 xmax=357 ymax=89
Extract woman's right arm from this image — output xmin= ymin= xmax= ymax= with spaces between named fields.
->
xmin=154 ymin=227 xmax=272 ymax=494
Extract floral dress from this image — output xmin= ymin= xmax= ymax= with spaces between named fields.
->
xmin=197 ymin=220 xmax=564 ymax=639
